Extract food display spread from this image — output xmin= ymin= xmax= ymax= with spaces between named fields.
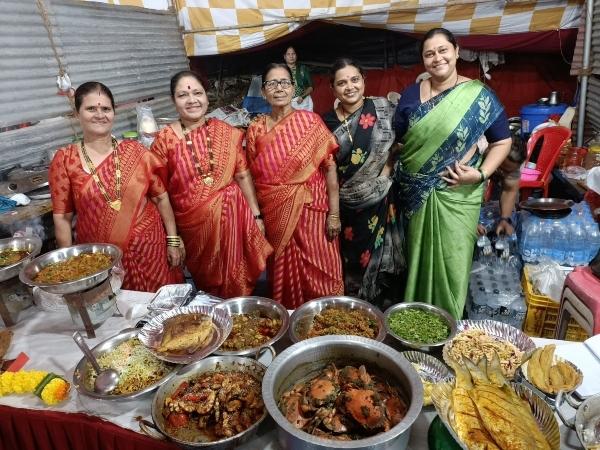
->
xmin=388 ymin=309 xmax=450 ymax=344
xmin=163 ymin=370 xmax=264 ymax=441
xmin=446 ymin=329 xmax=524 ymax=379
xmin=157 ymin=313 xmax=215 ymax=354
xmin=220 ymin=312 xmax=281 ymax=351
xmin=33 ymin=253 xmax=112 ymax=284
xmin=84 ymin=338 xmax=175 ymax=395
xmin=306 ymin=307 xmax=378 ymax=339
xmin=0 ymin=250 xmax=29 ymax=267
xmin=279 ymin=363 xmax=407 ymax=440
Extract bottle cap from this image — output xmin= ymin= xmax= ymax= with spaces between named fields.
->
xmin=525 ymin=162 xmax=537 ymax=169
xmin=123 ymin=131 xmax=139 ymax=139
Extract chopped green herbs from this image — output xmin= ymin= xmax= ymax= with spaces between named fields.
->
xmin=388 ymin=308 xmax=450 ymax=344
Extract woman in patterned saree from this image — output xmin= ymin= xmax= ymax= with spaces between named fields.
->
xmin=394 ymin=28 xmax=511 ymax=318
xmin=246 ymin=63 xmax=343 ymax=309
xmin=151 ymin=71 xmax=272 ymax=298
xmin=50 ymin=82 xmax=183 ymax=292
xmin=322 ymin=58 xmax=405 ymax=307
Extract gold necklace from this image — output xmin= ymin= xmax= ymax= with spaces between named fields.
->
xmin=81 ymin=137 xmax=122 ymax=211
xmin=430 ymin=73 xmax=459 ymax=100
xmin=180 ymin=119 xmax=215 ymax=186
xmin=338 ymin=99 xmax=364 ymax=145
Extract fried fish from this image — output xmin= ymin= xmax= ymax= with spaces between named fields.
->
xmin=157 ymin=313 xmax=214 ymax=353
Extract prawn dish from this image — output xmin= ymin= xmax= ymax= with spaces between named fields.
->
xmin=279 ymin=363 xmax=408 ymax=440
xmin=163 ymin=370 xmax=264 ymax=441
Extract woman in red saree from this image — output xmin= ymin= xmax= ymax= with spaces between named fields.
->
xmin=50 ymin=82 xmax=183 ymax=292
xmin=246 ymin=63 xmax=344 ymax=309
xmin=151 ymin=71 xmax=272 ymax=298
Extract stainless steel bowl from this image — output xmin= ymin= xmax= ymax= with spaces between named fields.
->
xmin=288 ymin=296 xmax=386 ymax=343
xmin=72 ymin=328 xmax=179 ymax=400
xmin=150 ymin=356 xmax=268 ymax=449
xmin=19 ymin=243 xmax=122 ymax=294
xmin=0 ymin=236 xmax=42 ymax=282
xmin=262 ymin=335 xmax=423 ymax=450
xmin=213 ymin=296 xmax=289 ymax=356
xmin=384 ymin=302 xmax=456 ymax=352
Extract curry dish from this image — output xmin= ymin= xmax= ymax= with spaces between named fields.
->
xmin=163 ymin=370 xmax=264 ymax=441
xmin=306 ymin=307 xmax=378 ymax=339
xmin=34 ymin=253 xmax=112 ymax=284
xmin=220 ymin=312 xmax=281 ymax=351
xmin=0 ymin=250 xmax=29 ymax=267
xmin=280 ymin=363 xmax=407 ymax=440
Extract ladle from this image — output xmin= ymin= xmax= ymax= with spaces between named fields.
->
xmin=72 ymin=331 xmax=119 ymax=394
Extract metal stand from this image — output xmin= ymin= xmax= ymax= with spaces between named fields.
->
xmin=63 ymin=278 xmax=114 ymax=338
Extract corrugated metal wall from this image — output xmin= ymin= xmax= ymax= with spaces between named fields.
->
xmin=570 ymin=0 xmax=600 ymax=131
xmin=0 ymin=0 xmax=188 ymax=170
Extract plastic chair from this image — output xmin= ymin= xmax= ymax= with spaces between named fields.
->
xmin=554 ymin=266 xmax=600 ymax=339
xmin=519 ymin=126 xmax=572 ymax=201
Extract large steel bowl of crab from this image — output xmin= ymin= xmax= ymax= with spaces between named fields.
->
xmin=262 ymin=335 xmax=423 ymax=450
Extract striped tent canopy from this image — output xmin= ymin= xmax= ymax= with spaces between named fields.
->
xmin=175 ymin=0 xmax=583 ymax=56
xmin=83 ymin=0 xmax=583 ymax=56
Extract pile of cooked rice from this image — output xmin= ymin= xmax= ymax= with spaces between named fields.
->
xmin=447 ymin=329 xmax=523 ymax=378
xmin=86 ymin=338 xmax=173 ymax=394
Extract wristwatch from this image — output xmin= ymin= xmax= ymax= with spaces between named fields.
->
xmin=499 ymin=217 xmax=513 ymax=225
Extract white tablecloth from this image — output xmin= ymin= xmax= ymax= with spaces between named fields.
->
xmin=0 ymin=291 xmax=586 ymax=449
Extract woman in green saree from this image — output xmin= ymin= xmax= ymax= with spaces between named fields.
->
xmin=394 ymin=28 xmax=512 ymax=318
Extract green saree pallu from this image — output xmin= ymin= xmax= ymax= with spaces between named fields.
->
xmin=398 ymin=80 xmax=504 ymax=319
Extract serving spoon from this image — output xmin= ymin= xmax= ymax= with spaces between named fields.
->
xmin=72 ymin=331 xmax=119 ymax=395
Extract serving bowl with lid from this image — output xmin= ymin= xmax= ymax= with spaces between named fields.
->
xmin=262 ymin=335 xmax=423 ymax=450
xmin=288 ymin=296 xmax=386 ymax=343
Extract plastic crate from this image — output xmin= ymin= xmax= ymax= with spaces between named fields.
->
xmin=521 ymin=267 xmax=589 ymax=341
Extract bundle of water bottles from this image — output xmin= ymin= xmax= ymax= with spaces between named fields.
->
xmin=519 ymin=202 xmax=600 ymax=266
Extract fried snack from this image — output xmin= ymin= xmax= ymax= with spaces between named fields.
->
xmin=450 ymin=353 xmax=551 ymax=450
xmin=157 ymin=313 xmax=214 ymax=353
xmin=0 ymin=330 xmax=13 ymax=360
xmin=526 ymin=346 xmax=582 ymax=395
xmin=447 ymin=329 xmax=523 ymax=378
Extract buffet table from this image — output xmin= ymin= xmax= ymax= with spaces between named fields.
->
xmin=0 ymin=291 xmax=586 ymax=450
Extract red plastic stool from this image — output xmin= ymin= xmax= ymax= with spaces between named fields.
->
xmin=555 ymin=266 xmax=600 ymax=339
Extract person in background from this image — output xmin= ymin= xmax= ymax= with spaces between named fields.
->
xmin=322 ymin=57 xmax=405 ymax=307
xmin=284 ymin=46 xmax=314 ymax=111
xmin=50 ymin=82 xmax=184 ymax=292
xmin=151 ymin=70 xmax=272 ymax=298
xmin=246 ymin=63 xmax=343 ymax=309
xmin=394 ymin=28 xmax=511 ymax=319
xmin=478 ymin=134 xmax=525 ymax=236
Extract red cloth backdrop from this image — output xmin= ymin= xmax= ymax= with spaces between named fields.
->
xmin=0 ymin=406 xmax=178 ymax=450
xmin=311 ymin=54 xmax=577 ymax=119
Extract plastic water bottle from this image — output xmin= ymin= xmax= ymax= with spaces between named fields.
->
xmin=510 ymin=295 xmax=527 ymax=329
xmin=521 ymin=217 xmax=541 ymax=263
xmin=585 ymin=222 xmax=600 ymax=263
xmin=551 ymin=218 xmax=568 ymax=264
xmin=566 ymin=219 xmax=587 ymax=266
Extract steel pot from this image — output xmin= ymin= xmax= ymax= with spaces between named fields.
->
xmin=143 ymin=355 xmax=268 ymax=449
xmin=0 ymin=236 xmax=42 ymax=282
xmin=556 ymin=391 xmax=600 ymax=449
xmin=262 ymin=335 xmax=423 ymax=450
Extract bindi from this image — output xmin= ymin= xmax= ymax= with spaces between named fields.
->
xmin=187 ymin=85 xmax=191 ymax=90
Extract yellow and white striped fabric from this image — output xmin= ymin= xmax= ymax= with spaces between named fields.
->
xmin=82 ymin=0 xmax=169 ymax=9
xmin=175 ymin=0 xmax=583 ymax=56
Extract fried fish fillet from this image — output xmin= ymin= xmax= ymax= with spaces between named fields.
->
xmin=157 ymin=313 xmax=214 ymax=353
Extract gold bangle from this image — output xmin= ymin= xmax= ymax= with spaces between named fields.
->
xmin=166 ymin=235 xmax=179 ymax=239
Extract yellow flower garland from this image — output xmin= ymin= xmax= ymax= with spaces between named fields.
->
xmin=0 ymin=370 xmax=70 ymax=405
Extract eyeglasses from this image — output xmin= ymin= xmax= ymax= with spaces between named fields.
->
xmin=263 ymin=79 xmax=293 ymax=91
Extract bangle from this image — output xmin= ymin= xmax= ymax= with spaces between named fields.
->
xmin=166 ymin=235 xmax=181 ymax=247
xmin=328 ymin=212 xmax=340 ymax=219
xmin=253 ymin=214 xmax=263 ymax=220
xmin=499 ymin=217 xmax=513 ymax=225
xmin=477 ymin=168 xmax=488 ymax=183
